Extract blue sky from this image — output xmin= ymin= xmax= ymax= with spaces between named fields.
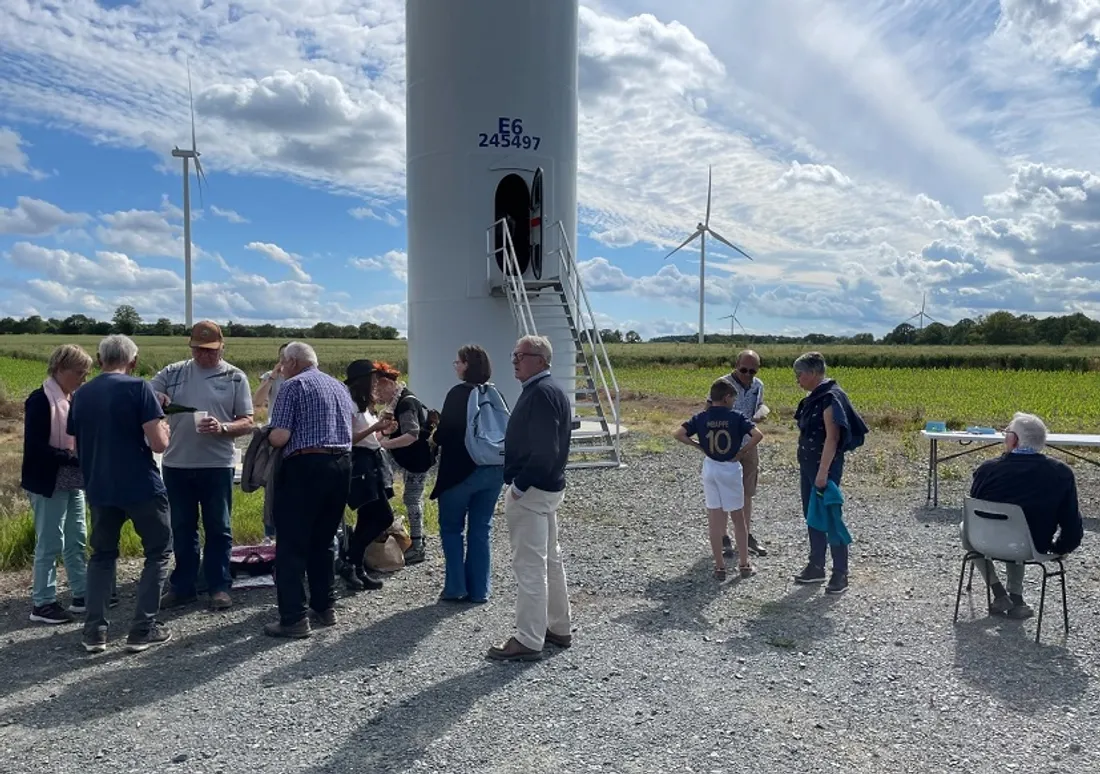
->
xmin=4 ymin=0 xmax=1100 ymax=339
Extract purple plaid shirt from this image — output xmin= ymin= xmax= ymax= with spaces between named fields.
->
xmin=269 ymin=366 xmax=357 ymax=457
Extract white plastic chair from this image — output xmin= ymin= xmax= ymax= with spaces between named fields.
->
xmin=954 ymin=496 xmax=1069 ymax=642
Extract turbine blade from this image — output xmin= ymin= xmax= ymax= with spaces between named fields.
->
xmin=705 ymin=166 xmax=712 ymax=227
xmin=188 ymin=60 xmax=197 ymax=152
xmin=663 ymin=229 xmax=702 ymax=260
xmin=705 ymin=227 xmax=754 ymax=261
xmin=733 ymin=300 xmax=740 ymax=316
xmin=194 ymin=157 xmax=206 ymax=208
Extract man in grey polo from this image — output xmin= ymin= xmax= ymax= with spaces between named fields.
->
xmin=152 ymin=321 xmax=254 ymax=610
xmin=721 ymin=350 xmax=768 ymax=558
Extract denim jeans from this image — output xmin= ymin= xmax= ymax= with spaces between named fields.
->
xmin=799 ymin=456 xmax=848 ymax=574
xmin=29 ymin=489 xmax=87 ymax=606
xmin=163 ymin=467 xmax=234 ymax=596
xmin=437 ymin=465 xmax=503 ymax=601
xmin=84 ymin=494 xmax=172 ymax=638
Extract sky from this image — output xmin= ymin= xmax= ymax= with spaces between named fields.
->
xmin=3 ymin=0 xmax=1100 ymax=340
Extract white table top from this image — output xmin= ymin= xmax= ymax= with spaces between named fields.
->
xmin=921 ymin=430 xmax=1100 ymax=446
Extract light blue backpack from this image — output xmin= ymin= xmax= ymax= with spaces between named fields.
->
xmin=464 ymin=383 xmax=510 ymax=466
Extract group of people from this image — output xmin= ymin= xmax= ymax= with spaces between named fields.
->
xmin=19 ymin=329 xmax=1087 ymax=657
xmin=21 ymin=323 xmax=574 ymax=660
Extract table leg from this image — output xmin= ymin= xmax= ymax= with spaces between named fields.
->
xmin=932 ymin=438 xmax=939 ymax=508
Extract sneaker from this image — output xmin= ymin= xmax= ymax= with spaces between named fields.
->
xmin=794 ymin=563 xmax=827 ymax=584
xmin=68 ymin=597 xmax=86 ymax=614
xmin=310 ymin=608 xmax=338 ymax=627
xmin=210 ymin=591 xmax=233 ymax=611
xmin=721 ymin=535 xmax=735 ymax=558
xmin=825 ymin=572 xmax=849 ymax=595
xmin=1008 ymin=594 xmax=1034 ymax=620
xmin=263 ymin=619 xmax=311 ymax=639
xmin=81 ymin=629 xmax=107 ymax=654
xmin=338 ymin=564 xmax=365 ymax=591
xmin=404 ymin=539 xmax=427 ymax=566
xmin=988 ymin=594 xmax=1014 ymax=616
xmin=160 ymin=590 xmax=197 ymax=609
xmin=125 ymin=622 xmax=172 ymax=653
xmin=355 ymin=567 xmax=384 ymax=591
xmin=30 ymin=602 xmax=76 ymax=625
xmin=748 ymin=534 xmax=768 ymax=557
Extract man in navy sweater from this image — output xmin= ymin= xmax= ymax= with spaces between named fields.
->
xmin=968 ymin=412 xmax=1083 ymax=619
xmin=488 ymin=334 xmax=573 ymax=661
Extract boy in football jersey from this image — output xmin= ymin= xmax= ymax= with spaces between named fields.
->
xmin=674 ymin=378 xmax=764 ymax=580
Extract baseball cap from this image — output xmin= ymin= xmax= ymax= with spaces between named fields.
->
xmin=344 ymin=359 xmax=376 ymax=384
xmin=189 ymin=320 xmax=224 ymax=350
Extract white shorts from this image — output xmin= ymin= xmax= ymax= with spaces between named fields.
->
xmin=702 ymin=457 xmax=745 ymax=512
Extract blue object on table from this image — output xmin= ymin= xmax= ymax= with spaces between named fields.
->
xmin=965 ymin=426 xmax=996 ymax=435
xmin=925 ymin=421 xmax=947 ymax=433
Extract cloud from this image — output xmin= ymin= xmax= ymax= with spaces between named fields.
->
xmin=773 ymin=161 xmax=854 ymax=191
xmin=0 ymin=197 xmax=89 ymax=236
xmin=209 ymin=205 xmax=249 ymax=224
xmin=349 ymin=250 xmax=407 ymax=283
xmin=96 ymin=207 xmax=182 ymax=257
xmin=0 ymin=127 xmax=46 ymax=179
xmin=7 ymin=243 xmax=183 ymax=291
xmin=245 ymin=241 xmax=311 ymax=282
xmin=349 ymin=206 xmax=400 ymax=227
xmin=588 ymin=225 xmax=640 ymax=248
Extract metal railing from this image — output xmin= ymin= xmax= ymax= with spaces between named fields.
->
xmin=550 ymin=220 xmax=621 ymax=450
xmin=485 ymin=218 xmax=535 ymax=336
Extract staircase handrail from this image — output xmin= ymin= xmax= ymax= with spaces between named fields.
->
xmin=486 ymin=218 xmax=535 ymax=335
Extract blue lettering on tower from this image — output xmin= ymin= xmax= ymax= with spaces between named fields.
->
xmin=479 ymin=116 xmax=541 ymax=150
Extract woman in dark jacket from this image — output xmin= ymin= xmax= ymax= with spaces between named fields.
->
xmin=430 ymin=345 xmax=504 ymax=602
xmin=21 ymin=344 xmax=93 ymax=624
xmin=341 ymin=360 xmax=399 ymax=591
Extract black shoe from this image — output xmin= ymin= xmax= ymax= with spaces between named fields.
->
xmin=721 ymin=535 xmax=735 ymax=558
xmin=82 ymin=628 xmax=107 ymax=654
xmin=748 ymin=534 xmax=768 ymax=557
xmin=125 ymin=622 xmax=172 ymax=653
xmin=338 ymin=564 xmax=365 ymax=591
xmin=356 ymin=567 xmax=384 ymax=590
xmin=404 ymin=539 xmax=426 ymax=566
xmin=794 ymin=563 xmax=827 ymax=584
xmin=30 ymin=602 xmax=76 ymax=625
xmin=825 ymin=572 xmax=849 ymax=595
xmin=68 ymin=597 xmax=86 ymax=614
xmin=109 ymin=592 xmax=120 ymax=609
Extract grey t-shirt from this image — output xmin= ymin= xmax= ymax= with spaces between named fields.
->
xmin=151 ymin=359 xmax=253 ymax=468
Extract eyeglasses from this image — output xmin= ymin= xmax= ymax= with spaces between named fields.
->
xmin=511 ymin=352 xmax=541 ymax=363
xmin=738 ymin=367 xmax=757 ymax=375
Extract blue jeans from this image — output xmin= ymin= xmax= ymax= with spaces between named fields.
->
xmin=437 ymin=466 xmax=503 ymax=601
xmin=29 ymin=489 xmax=87 ymax=606
xmin=163 ymin=467 xmax=234 ymax=596
xmin=799 ymin=456 xmax=847 ymax=574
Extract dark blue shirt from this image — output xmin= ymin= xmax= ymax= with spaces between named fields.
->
xmin=67 ymin=373 xmax=166 ymax=508
xmin=682 ymin=406 xmax=755 ymax=462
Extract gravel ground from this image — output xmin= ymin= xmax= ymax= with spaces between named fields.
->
xmin=0 ymin=431 xmax=1098 ymax=774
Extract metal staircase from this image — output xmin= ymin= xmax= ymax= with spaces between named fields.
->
xmin=487 ymin=218 xmax=623 ymax=470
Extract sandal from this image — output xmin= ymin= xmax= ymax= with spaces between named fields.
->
xmin=739 ymin=565 xmax=757 ymax=579
xmin=714 ymin=567 xmax=727 ymax=581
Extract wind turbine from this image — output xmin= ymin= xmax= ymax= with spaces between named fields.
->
xmin=719 ymin=301 xmax=747 ymax=340
xmin=664 ymin=166 xmax=754 ymax=344
xmin=171 ymin=61 xmax=208 ymax=327
xmin=905 ymin=292 xmax=937 ymax=331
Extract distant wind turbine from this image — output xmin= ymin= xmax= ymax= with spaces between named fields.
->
xmin=664 ymin=166 xmax=754 ymax=344
xmin=719 ymin=301 xmax=747 ymax=340
xmin=171 ymin=60 xmax=208 ymax=327
xmin=905 ymin=292 xmax=937 ymax=331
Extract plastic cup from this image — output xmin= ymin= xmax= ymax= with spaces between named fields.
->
xmin=193 ymin=410 xmax=209 ymax=429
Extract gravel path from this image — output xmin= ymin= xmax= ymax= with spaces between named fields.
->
xmin=0 ymin=432 xmax=1097 ymax=774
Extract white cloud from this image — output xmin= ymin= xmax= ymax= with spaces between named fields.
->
xmin=210 ymin=205 xmax=249 ymax=224
xmin=349 ymin=249 xmax=407 ymax=283
xmin=7 ymin=243 xmax=183 ymax=291
xmin=0 ymin=127 xmax=46 ymax=179
xmin=349 ymin=206 xmax=400 ymax=227
xmin=773 ymin=161 xmax=854 ymax=191
xmin=96 ymin=207 xmax=182 ymax=257
xmin=0 ymin=197 xmax=89 ymax=236
xmin=245 ymin=241 xmax=311 ymax=282
xmin=588 ymin=225 xmax=640 ymax=248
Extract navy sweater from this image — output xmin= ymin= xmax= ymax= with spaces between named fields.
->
xmin=503 ymin=373 xmax=571 ymax=493
xmin=21 ymin=387 xmax=80 ymax=498
xmin=970 ymin=452 xmax=1084 ymax=555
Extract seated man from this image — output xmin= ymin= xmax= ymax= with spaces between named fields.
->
xmin=966 ymin=412 xmax=1083 ymax=619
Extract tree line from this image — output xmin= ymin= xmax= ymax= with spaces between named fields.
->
xmin=0 ymin=306 xmax=401 ymax=341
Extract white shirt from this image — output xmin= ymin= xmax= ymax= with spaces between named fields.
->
xmin=352 ymin=410 xmax=383 ymax=450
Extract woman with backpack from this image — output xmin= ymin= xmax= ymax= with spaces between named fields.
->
xmin=373 ymin=362 xmax=437 ymax=565
xmin=430 ymin=345 xmax=506 ymax=602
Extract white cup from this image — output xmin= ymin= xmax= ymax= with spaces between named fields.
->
xmin=193 ymin=410 xmax=209 ymax=429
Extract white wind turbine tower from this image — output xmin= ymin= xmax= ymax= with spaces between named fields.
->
xmin=663 ymin=165 xmax=754 ymax=344
xmin=171 ymin=62 xmax=208 ymax=327
xmin=719 ymin=300 xmax=747 ymax=340
xmin=905 ymin=292 xmax=937 ymax=331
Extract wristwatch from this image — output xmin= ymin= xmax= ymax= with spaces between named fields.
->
xmin=220 ymin=422 xmax=230 ymax=434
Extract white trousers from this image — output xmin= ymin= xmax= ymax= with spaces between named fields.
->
xmin=504 ymin=486 xmax=570 ymax=650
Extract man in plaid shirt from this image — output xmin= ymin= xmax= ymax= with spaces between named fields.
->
xmin=263 ymin=342 xmax=356 ymax=638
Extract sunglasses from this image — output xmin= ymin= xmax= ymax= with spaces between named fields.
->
xmin=738 ymin=367 xmax=757 ymax=375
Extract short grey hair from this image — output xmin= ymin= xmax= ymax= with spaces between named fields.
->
xmin=1007 ymin=411 xmax=1047 ymax=451
xmin=736 ymin=349 xmax=760 ymax=367
xmin=282 ymin=341 xmax=318 ymax=367
xmin=517 ymin=334 xmax=553 ymax=365
xmin=98 ymin=334 xmax=139 ymax=369
xmin=793 ymin=351 xmax=826 ymax=376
